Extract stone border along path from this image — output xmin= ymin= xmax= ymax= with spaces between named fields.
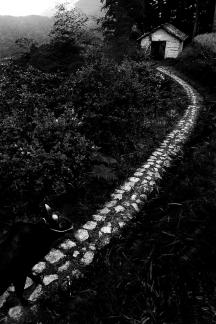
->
xmin=1 ymin=67 xmax=203 ymax=322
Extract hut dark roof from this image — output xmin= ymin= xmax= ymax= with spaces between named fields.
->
xmin=138 ymin=23 xmax=188 ymax=42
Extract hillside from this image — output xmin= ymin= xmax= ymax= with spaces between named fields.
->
xmin=0 ymin=15 xmax=52 ymax=58
xmin=75 ymin=0 xmax=103 ymax=17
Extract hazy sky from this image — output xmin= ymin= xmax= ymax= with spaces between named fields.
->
xmin=0 ymin=0 xmax=78 ymax=16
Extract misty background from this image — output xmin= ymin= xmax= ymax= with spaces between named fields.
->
xmin=0 ymin=0 xmax=102 ymax=58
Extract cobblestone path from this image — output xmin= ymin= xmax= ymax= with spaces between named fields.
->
xmin=0 ymin=67 xmax=203 ymax=322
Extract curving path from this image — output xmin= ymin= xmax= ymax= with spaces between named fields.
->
xmin=0 ymin=67 xmax=203 ymax=322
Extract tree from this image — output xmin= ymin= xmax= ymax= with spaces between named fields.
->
xmin=21 ymin=4 xmax=88 ymax=72
xmin=192 ymin=0 xmax=201 ymax=37
xmin=15 ymin=37 xmax=38 ymax=56
xmin=49 ymin=3 xmax=88 ymax=45
xmin=101 ymin=0 xmax=215 ymax=50
xmin=213 ymin=0 xmax=216 ymax=32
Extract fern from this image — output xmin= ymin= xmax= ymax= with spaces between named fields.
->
xmin=90 ymin=164 xmax=117 ymax=182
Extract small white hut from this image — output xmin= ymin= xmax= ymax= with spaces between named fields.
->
xmin=138 ymin=23 xmax=188 ymax=59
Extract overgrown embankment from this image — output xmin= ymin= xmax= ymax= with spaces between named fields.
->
xmin=0 ymin=59 xmax=187 ymax=234
xmin=29 ymin=76 xmax=216 ymax=323
xmin=171 ymin=33 xmax=216 ymax=96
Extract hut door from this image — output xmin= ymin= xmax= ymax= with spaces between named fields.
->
xmin=151 ymin=41 xmax=166 ymax=59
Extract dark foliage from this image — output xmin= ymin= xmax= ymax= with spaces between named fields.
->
xmin=0 ymin=58 xmax=187 ymax=232
xmin=30 ymin=75 xmax=216 ymax=324
xmin=173 ymin=40 xmax=216 ymax=93
xmin=26 ymin=41 xmax=83 ymax=73
xmin=0 ymin=63 xmax=94 ymax=224
xmin=101 ymin=0 xmax=215 ymax=60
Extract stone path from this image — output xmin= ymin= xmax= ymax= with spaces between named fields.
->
xmin=0 ymin=67 xmax=203 ymax=322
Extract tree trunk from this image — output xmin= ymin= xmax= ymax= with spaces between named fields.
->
xmin=192 ymin=0 xmax=200 ymax=38
xmin=213 ymin=0 xmax=216 ymax=32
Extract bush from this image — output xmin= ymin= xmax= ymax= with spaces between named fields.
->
xmin=0 ymin=58 xmax=187 ymax=226
xmin=0 ymin=64 xmax=94 ymax=222
xmin=195 ymin=33 xmax=216 ymax=54
xmin=65 ymin=58 xmax=173 ymax=156
xmin=175 ymin=38 xmax=216 ymax=92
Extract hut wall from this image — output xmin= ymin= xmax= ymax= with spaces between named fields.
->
xmin=140 ymin=28 xmax=183 ymax=59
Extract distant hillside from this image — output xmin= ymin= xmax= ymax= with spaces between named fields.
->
xmin=75 ymin=0 xmax=103 ymax=18
xmin=0 ymin=15 xmax=52 ymax=58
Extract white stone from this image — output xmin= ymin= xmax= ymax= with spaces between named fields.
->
xmin=60 ymin=240 xmax=76 ymax=250
xmin=24 ymin=277 xmax=33 ymax=289
xmin=100 ymin=223 xmax=112 ymax=233
xmin=75 ymin=229 xmax=89 ymax=242
xmin=73 ymin=251 xmax=80 ymax=257
xmin=83 ymin=221 xmax=97 ymax=230
xmin=131 ymin=194 xmax=137 ymax=200
xmin=134 ymin=172 xmax=143 ymax=177
xmin=81 ymin=251 xmax=94 ymax=265
xmin=155 ymin=172 xmax=162 ymax=179
xmin=93 ymin=214 xmax=105 ymax=222
xmin=123 ymin=202 xmax=130 ymax=207
xmin=58 ymin=261 xmax=70 ymax=272
xmin=32 ymin=262 xmax=46 ymax=274
xmin=132 ymin=203 xmax=139 ymax=212
xmin=129 ymin=177 xmax=140 ymax=183
xmin=119 ymin=221 xmax=126 ymax=228
xmin=8 ymin=306 xmax=23 ymax=320
xmin=112 ymin=193 xmax=123 ymax=200
xmin=0 ymin=290 xmax=10 ymax=308
xmin=143 ymin=164 xmax=151 ymax=169
xmin=147 ymin=171 xmax=153 ymax=176
xmin=45 ymin=249 xmax=65 ymax=264
xmin=116 ymin=189 xmax=124 ymax=194
xmin=28 ymin=285 xmax=43 ymax=302
xmin=43 ymin=274 xmax=58 ymax=286
xmin=100 ymin=207 xmax=110 ymax=215
xmin=164 ymin=160 xmax=171 ymax=167
xmin=114 ymin=205 xmax=125 ymax=213
xmin=123 ymin=184 xmax=132 ymax=191
xmin=89 ymin=244 xmax=96 ymax=250
xmin=105 ymin=200 xmax=117 ymax=208
xmin=8 ymin=285 xmax=15 ymax=292
xmin=152 ymin=152 xmax=160 ymax=156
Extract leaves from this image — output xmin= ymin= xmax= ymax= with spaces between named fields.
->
xmin=90 ymin=164 xmax=117 ymax=182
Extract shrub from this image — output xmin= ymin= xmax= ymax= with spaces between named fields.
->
xmin=195 ymin=33 xmax=216 ymax=54
xmin=175 ymin=37 xmax=216 ymax=91
xmin=65 ymin=58 xmax=171 ymax=156
xmin=0 ymin=64 xmax=95 ymax=222
xmin=0 ymin=58 xmax=187 ymax=225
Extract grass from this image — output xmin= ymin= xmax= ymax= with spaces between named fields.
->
xmin=195 ymin=33 xmax=216 ymax=54
xmin=171 ymin=34 xmax=216 ymax=94
xmin=0 ymin=62 xmax=188 ymax=233
xmin=25 ymin=73 xmax=216 ymax=324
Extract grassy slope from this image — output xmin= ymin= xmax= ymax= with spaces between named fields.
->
xmin=0 ymin=62 xmax=188 ymax=233
xmin=31 ymin=69 xmax=216 ymax=324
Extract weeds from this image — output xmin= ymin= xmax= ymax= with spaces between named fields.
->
xmin=31 ymin=79 xmax=216 ymax=324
